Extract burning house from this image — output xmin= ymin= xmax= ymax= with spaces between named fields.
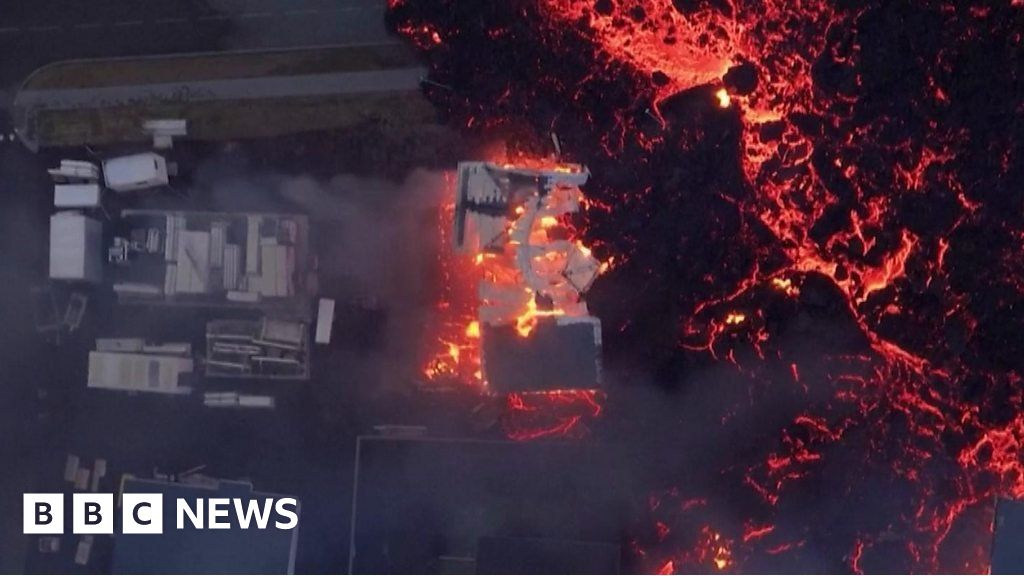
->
xmin=452 ymin=161 xmax=604 ymax=392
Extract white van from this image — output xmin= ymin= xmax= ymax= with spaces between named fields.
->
xmin=102 ymin=152 xmax=169 ymax=192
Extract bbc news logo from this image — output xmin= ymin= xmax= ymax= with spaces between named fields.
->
xmin=24 ymin=494 xmax=299 ymax=535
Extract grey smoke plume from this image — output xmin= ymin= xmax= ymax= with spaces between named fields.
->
xmin=169 ymin=162 xmax=452 ymax=401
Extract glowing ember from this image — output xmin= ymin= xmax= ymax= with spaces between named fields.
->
xmin=724 ymin=312 xmax=746 ymax=325
xmin=715 ymin=88 xmax=731 ymax=109
xmin=421 ymin=194 xmax=483 ymax=387
xmin=502 ymin=389 xmax=605 ymax=441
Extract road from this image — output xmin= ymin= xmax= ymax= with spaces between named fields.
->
xmin=0 ymin=0 xmax=396 ymax=103
xmin=17 ymin=68 xmax=425 ymax=109
xmin=0 ymin=0 xmax=398 ymax=146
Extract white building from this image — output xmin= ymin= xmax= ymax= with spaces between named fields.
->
xmin=49 ymin=212 xmax=103 ymax=283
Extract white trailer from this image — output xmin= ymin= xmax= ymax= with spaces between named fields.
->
xmin=87 ymin=351 xmax=193 ymax=394
xmin=49 ymin=212 xmax=103 ymax=283
xmin=54 ymin=183 xmax=103 ymax=209
xmin=48 ymin=160 xmax=100 ymax=183
xmin=102 ymin=152 xmax=169 ymax=192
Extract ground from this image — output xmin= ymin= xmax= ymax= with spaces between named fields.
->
xmin=0 ymin=130 xmax=479 ymax=573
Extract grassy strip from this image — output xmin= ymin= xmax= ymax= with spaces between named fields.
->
xmin=26 ymin=44 xmax=421 ymax=90
xmin=34 ymin=91 xmax=438 ymax=146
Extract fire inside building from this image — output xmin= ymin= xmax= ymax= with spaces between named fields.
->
xmin=388 ymin=0 xmax=1024 ymax=574
xmin=423 ymin=160 xmax=607 ymax=439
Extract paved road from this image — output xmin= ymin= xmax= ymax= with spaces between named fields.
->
xmin=13 ymin=66 xmax=426 ymax=148
xmin=0 ymin=0 xmax=396 ymax=104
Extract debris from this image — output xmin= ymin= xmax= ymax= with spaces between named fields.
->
xmin=315 ymin=298 xmax=335 ymax=345
xmin=74 ymin=467 xmax=90 ymax=491
xmin=74 ymin=535 xmax=93 ymax=566
xmin=38 ymin=537 xmax=60 ymax=554
xmin=48 ymin=160 xmax=100 ymax=184
xmin=63 ymin=454 xmax=80 ymax=482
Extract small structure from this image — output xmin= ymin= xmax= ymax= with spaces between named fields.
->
xmin=48 ymin=159 xmax=100 ymax=183
xmin=315 ymin=298 xmax=335 ymax=345
xmin=54 ymin=183 xmax=103 ymax=210
xmin=142 ymin=119 xmax=188 ymax=150
xmin=49 ymin=212 xmax=102 ymax=283
xmin=87 ymin=339 xmax=193 ymax=395
xmin=114 ymin=476 xmax=300 ymax=574
xmin=102 ymin=152 xmax=168 ymax=192
xmin=112 ymin=210 xmax=312 ymax=316
xmin=205 ymin=317 xmax=309 ymax=380
xmin=30 ymin=286 xmax=62 ymax=337
xmin=349 ymin=435 xmax=626 ymax=574
xmin=62 ymin=292 xmax=89 ymax=333
xmin=202 ymin=392 xmax=276 ymax=409
xmin=29 ymin=286 xmax=89 ymax=341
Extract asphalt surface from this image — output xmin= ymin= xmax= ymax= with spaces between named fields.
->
xmin=0 ymin=0 xmax=396 ymax=104
xmin=0 ymin=143 xmax=63 ymax=573
xmin=17 ymin=68 xmax=426 ymax=109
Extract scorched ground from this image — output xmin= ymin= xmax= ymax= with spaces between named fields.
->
xmin=390 ymin=0 xmax=1024 ymax=573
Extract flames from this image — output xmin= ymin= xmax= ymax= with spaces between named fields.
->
xmin=514 ymin=292 xmax=566 ymax=338
xmin=393 ymin=0 xmax=1024 ymax=572
xmin=422 ymin=193 xmax=482 ymax=386
xmin=422 ymin=160 xmax=608 ymax=440
xmin=656 ymin=527 xmax=733 ymax=573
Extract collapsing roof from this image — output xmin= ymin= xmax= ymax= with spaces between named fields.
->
xmin=454 ymin=162 xmax=604 ymax=391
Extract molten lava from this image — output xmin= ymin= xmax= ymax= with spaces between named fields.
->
xmin=392 ymin=0 xmax=1024 ymax=572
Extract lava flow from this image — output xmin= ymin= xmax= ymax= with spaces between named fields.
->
xmin=393 ymin=0 xmax=1024 ymax=572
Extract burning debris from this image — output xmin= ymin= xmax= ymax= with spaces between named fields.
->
xmin=423 ymin=161 xmax=609 ymax=439
xmin=455 ymin=161 xmax=603 ymax=390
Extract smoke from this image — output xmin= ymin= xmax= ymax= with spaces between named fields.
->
xmin=277 ymin=170 xmax=447 ymax=307
xmin=159 ymin=155 xmax=452 ymax=405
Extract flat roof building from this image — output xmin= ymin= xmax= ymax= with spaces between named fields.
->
xmin=114 ymin=477 xmax=300 ymax=574
xmin=348 ymin=435 xmax=627 ymax=574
